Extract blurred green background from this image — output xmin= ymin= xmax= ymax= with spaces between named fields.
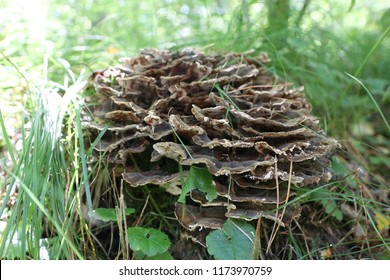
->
xmin=1 ymin=0 xmax=389 ymax=135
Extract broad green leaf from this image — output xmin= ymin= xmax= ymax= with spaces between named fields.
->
xmin=206 ymin=219 xmax=255 ymax=260
xmin=134 ymin=250 xmax=174 ymax=260
xmin=127 ymin=227 xmax=170 ymax=256
xmin=178 ymin=166 xmax=217 ymax=203
xmin=90 ymin=208 xmax=135 ymax=222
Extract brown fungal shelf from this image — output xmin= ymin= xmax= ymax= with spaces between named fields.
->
xmin=83 ymin=48 xmax=339 ymax=245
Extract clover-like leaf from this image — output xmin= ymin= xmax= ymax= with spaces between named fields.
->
xmin=310 ymin=189 xmax=343 ymax=222
xmin=90 ymin=207 xmax=135 ymax=222
xmin=127 ymin=227 xmax=171 ymax=256
xmin=206 ymin=219 xmax=256 ymax=260
xmin=178 ymin=166 xmax=217 ymax=203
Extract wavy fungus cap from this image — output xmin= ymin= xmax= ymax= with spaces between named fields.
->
xmin=83 ymin=48 xmax=339 ymax=246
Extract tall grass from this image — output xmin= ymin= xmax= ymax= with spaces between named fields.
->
xmin=0 ymin=74 xmax=89 ymax=259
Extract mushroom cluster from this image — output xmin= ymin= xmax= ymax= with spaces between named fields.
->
xmin=83 ymin=48 xmax=338 ymax=245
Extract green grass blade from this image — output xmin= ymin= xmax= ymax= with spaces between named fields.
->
xmin=214 ymin=83 xmax=241 ymax=111
xmin=0 ymin=109 xmax=16 ymax=166
xmin=345 ymin=73 xmax=390 ymax=134
xmin=75 ymin=105 xmax=93 ymax=211
xmin=8 ymin=171 xmax=84 ymax=260
xmin=344 ymin=25 xmax=390 ymax=94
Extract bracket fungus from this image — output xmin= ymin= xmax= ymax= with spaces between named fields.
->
xmin=83 ymin=48 xmax=339 ymax=246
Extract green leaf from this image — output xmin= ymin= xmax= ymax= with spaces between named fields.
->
xmin=178 ymin=166 xmax=217 ymax=203
xmin=206 ymin=219 xmax=255 ymax=260
xmin=323 ymin=200 xmax=343 ymax=222
xmin=369 ymin=156 xmax=390 ymax=169
xmin=134 ymin=250 xmax=174 ymax=260
xmin=90 ymin=208 xmax=135 ymax=222
xmin=127 ymin=227 xmax=171 ymax=256
xmin=331 ymin=157 xmax=349 ymax=175
xmin=310 ymin=190 xmax=343 ymax=222
xmin=333 ymin=208 xmax=343 ymax=222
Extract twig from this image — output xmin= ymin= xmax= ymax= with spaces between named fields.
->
xmin=267 ymin=160 xmax=293 ymax=253
xmin=133 ymin=193 xmax=150 ymax=227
